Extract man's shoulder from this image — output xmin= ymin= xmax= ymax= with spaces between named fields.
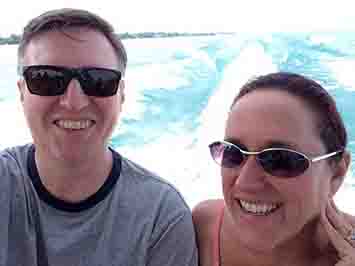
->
xmin=0 ymin=144 xmax=32 ymax=190
xmin=0 ymin=143 xmax=32 ymax=167
xmin=116 ymin=153 xmax=190 ymax=208
xmin=120 ymin=155 xmax=179 ymax=191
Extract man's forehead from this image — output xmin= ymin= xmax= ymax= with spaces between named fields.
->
xmin=23 ymin=29 xmax=119 ymax=66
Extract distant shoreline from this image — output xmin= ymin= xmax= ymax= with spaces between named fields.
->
xmin=0 ymin=32 xmax=234 ymax=45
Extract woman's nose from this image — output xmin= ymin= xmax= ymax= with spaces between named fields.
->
xmin=233 ymin=156 xmax=269 ymax=190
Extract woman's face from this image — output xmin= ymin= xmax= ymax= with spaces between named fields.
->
xmin=223 ymin=89 xmax=340 ymax=252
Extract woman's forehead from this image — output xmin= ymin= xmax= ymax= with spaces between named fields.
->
xmin=230 ymin=89 xmax=318 ymax=123
xmin=225 ymin=90 xmax=324 ymax=151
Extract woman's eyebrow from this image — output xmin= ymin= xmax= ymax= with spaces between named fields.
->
xmin=223 ymin=138 xmax=300 ymax=151
xmin=223 ymin=137 xmax=247 ymax=150
xmin=265 ymin=140 xmax=298 ymax=149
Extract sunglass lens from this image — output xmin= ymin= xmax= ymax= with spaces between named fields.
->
xmin=210 ymin=142 xmax=244 ymax=168
xmin=258 ymin=150 xmax=309 ymax=177
xmin=25 ymin=68 xmax=67 ymax=96
xmin=82 ymin=69 xmax=120 ymax=97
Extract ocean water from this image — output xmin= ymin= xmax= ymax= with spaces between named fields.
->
xmin=0 ymin=33 xmax=354 ymax=212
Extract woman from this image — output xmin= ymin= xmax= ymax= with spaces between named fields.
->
xmin=193 ymin=72 xmax=355 ymax=266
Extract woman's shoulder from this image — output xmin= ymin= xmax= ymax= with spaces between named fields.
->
xmin=192 ymin=198 xmax=225 ymax=239
xmin=192 ymin=199 xmax=225 ymax=266
xmin=192 ymin=199 xmax=225 ymax=225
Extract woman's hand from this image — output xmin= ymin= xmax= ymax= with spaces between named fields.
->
xmin=320 ymin=199 xmax=355 ymax=266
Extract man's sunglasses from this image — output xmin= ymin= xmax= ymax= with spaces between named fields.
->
xmin=209 ymin=141 xmax=343 ymax=178
xmin=22 ymin=65 xmax=122 ymax=97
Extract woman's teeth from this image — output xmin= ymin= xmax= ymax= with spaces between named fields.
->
xmin=239 ymin=199 xmax=281 ymax=215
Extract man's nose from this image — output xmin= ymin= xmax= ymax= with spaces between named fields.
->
xmin=59 ymin=79 xmax=90 ymax=111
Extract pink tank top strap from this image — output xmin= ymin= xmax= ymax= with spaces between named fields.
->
xmin=212 ymin=200 xmax=225 ymax=266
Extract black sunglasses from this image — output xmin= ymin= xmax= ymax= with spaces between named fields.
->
xmin=22 ymin=65 xmax=122 ymax=97
xmin=209 ymin=141 xmax=342 ymax=178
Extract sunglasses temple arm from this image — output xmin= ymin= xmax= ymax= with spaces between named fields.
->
xmin=311 ymin=150 xmax=342 ymax=162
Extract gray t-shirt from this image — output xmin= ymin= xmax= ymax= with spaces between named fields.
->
xmin=0 ymin=144 xmax=198 ymax=266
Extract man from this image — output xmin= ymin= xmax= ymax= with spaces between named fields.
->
xmin=0 ymin=8 xmax=198 ymax=266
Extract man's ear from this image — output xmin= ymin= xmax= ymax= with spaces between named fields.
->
xmin=119 ymin=79 xmax=125 ymax=103
xmin=329 ymin=150 xmax=351 ymax=197
xmin=17 ymin=79 xmax=25 ymax=103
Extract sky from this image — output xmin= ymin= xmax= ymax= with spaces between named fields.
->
xmin=1 ymin=0 xmax=355 ymax=37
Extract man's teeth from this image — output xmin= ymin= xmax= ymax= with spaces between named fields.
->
xmin=57 ymin=120 xmax=92 ymax=130
xmin=239 ymin=199 xmax=280 ymax=215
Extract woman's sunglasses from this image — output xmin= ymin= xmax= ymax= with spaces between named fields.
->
xmin=209 ymin=141 xmax=343 ymax=178
xmin=22 ymin=65 xmax=122 ymax=97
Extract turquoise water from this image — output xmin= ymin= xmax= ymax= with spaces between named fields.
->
xmin=0 ymin=33 xmax=354 ymax=207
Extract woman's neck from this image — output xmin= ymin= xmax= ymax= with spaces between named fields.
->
xmin=220 ymin=211 xmax=319 ymax=266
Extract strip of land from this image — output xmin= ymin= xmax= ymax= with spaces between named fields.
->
xmin=0 ymin=32 xmax=234 ymax=45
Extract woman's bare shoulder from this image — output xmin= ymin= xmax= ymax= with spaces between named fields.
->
xmin=192 ymin=199 xmax=225 ymax=228
xmin=193 ymin=199 xmax=225 ymax=266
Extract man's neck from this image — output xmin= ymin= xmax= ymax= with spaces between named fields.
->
xmin=34 ymin=147 xmax=113 ymax=203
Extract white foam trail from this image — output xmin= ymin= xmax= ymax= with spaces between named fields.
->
xmin=187 ymin=42 xmax=278 ymax=208
xmin=325 ymin=59 xmax=355 ymax=90
xmin=117 ymin=47 xmax=216 ymax=137
xmin=334 ymin=183 xmax=355 ymax=214
xmin=309 ymin=34 xmax=336 ymax=46
xmin=198 ymin=42 xmax=278 ymax=145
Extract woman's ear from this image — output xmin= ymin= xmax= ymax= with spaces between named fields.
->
xmin=329 ymin=150 xmax=351 ymax=197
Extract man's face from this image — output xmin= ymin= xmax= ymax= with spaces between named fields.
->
xmin=18 ymin=28 xmax=125 ymax=164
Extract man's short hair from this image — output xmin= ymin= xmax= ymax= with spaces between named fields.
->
xmin=18 ymin=8 xmax=127 ymax=73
